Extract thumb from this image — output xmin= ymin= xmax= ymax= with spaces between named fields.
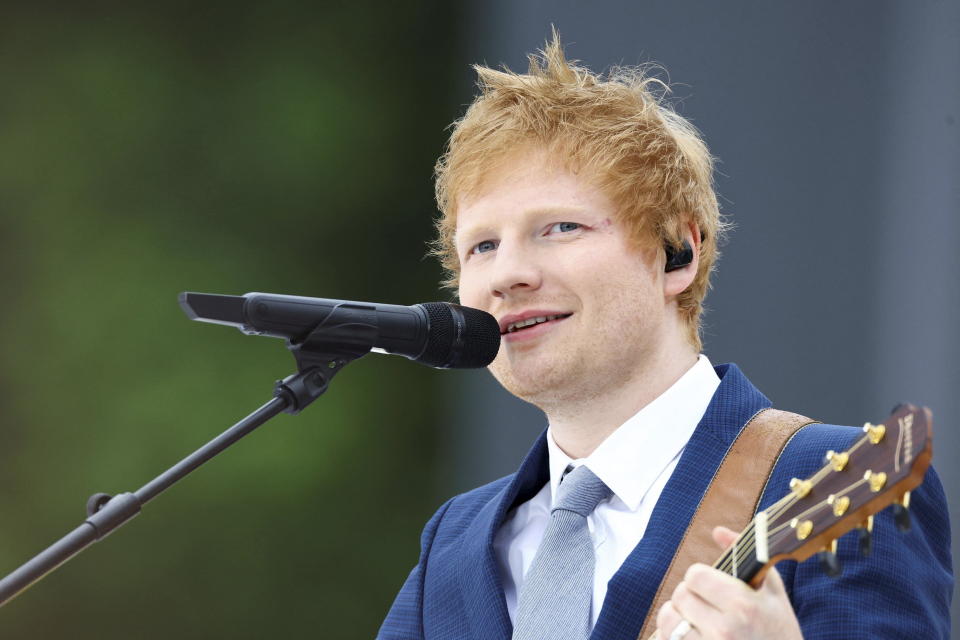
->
xmin=711 ymin=525 xmax=738 ymax=550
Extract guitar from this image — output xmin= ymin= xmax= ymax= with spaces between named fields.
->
xmin=649 ymin=403 xmax=933 ymax=638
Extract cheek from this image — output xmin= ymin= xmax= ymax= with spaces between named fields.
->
xmin=585 ymin=258 xmax=662 ymax=315
xmin=456 ymin=273 xmax=483 ymax=308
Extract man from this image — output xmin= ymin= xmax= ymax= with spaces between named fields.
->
xmin=379 ymin=34 xmax=952 ymax=640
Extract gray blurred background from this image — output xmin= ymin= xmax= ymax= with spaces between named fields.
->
xmin=1 ymin=1 xmax=957 ymax=638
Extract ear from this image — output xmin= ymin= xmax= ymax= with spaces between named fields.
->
xmin=663 ymin=222 xmax=700 ymax=298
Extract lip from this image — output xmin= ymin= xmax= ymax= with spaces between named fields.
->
xmin=498 ymin=309 xmax=573 ymax=340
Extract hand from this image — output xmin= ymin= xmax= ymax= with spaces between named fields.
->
xmin=655 ymin=526 xmax=804 ymax=640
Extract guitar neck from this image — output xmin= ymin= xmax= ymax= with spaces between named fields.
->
xmin=711 ymin=404 xmax=931 ymax=587
xmin=712 ymin=524 xmax=765 ymax=583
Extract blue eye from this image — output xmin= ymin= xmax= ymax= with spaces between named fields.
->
xmin=549 ymin=222 xmax=581 ymax=233
xmin=471 ymin=239 xmax=498 ymax=255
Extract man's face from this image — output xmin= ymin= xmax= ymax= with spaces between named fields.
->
xmin=455 ymin=148 xmax=672 ymax=408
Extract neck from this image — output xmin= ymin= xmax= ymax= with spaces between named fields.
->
xmin=544 ymin=347 xmax=699 ymax=460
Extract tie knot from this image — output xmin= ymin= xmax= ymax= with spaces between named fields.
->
xmin=553 ymin=466 xmax=612 ymax=517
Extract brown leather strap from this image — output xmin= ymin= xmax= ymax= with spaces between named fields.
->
xmin=637 ymin=408 xmax=817 ymax=640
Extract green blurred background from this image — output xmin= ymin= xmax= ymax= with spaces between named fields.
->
xmin=1 ymin=3 xmax=463 ymax=637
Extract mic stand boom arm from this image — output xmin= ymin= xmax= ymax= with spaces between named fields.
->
xmin=0 ymin=322 xmax=371 ymax=607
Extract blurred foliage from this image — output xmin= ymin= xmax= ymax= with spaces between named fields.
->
xmin=0 ymin=3 xmax=462 ymax=637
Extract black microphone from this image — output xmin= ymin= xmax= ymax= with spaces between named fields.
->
xmin=178 ymin=292 xmax=501 ymax=369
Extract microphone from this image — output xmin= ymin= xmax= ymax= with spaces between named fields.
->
xmin=178 ymin=292 xmax=501 ymax=369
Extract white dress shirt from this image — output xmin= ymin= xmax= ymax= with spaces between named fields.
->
xmin=493 ymin=355 xmax=721 ymax=627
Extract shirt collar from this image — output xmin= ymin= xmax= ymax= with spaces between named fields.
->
xmin=546 ymin=355 xmax=721 ymax=511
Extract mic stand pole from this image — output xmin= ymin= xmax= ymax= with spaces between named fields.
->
xmin=0 ymin=334 xmax=364 ymax=607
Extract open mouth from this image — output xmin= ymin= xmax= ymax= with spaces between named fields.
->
xmin=504 ymin=313 xmax=573 ymax=334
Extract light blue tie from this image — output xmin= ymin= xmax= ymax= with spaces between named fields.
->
xmin=512 ymin=465 xmax=613 ymax=640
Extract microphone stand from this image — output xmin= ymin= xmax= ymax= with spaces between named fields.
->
xmin=0 ymin=325 xmax=370 ymax=607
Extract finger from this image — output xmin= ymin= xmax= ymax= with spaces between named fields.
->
xmin=655 ymin=600 xmax=679 ymax=637
xmin=656 ymin=599 xmax=681 ymax=633
xmin=760 ymin=564 xmax=788 ymax=597
xmin=682 ymin=563 xmax=754 ymax=611
xmin=711 ymin=525 xmax=738 ymax=549
xmin=671 ymin=579 xmax=728 ymax=632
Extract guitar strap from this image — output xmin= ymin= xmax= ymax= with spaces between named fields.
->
xmin=637 ymin=408 xmax=818 ymax=640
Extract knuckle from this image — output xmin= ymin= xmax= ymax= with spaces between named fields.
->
xmin=737 ymin=596 xmax=758 ymax=619
xmin=715 ymin=623 xmax=737 ymax=640
xmin=656 ymin=601 xmax=672 ymax=627
xmin=683 ymin=564 xmax=705 ymax=590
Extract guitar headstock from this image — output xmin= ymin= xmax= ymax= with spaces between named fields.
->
xmin=745 ymin=404 xmax=932 ymax=585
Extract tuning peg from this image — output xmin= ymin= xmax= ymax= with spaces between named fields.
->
xmin=823 ymin=450 xmax=849 ymax=471
xmin=857 ymin=515 xmax=875 ymax=557
xmin=789 ymin=477 xmax=813 ymax=498
xmin=892 ymin=504 xmax=911 ymax=531
xmin=817 ymin=540 xmax=842 ymax=577
xmin=863 ymin=422 xmax=886 ymax=444
xmin=857 ymin=527 xmax=873 ymax=557
xmin=892 ymin=492 xmax=912 ymax=532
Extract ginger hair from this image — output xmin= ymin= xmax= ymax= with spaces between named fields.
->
xmin=432 ymin=31 xmax=727 ymax=350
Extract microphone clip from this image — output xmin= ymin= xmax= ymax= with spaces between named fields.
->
xmin=274 ymin=310 xmax=378 ymax=414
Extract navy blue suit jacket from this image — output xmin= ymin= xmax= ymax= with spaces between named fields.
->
xmin=379 ymin=364 xmax=953 ymax=639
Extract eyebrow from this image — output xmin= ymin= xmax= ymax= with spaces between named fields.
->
xmin=454 ymin=225 xmax=496 ymax=250
xmin=455 ymin=205 xmax=594 ymax=247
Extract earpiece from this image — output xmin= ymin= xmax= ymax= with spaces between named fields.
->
xmin=664 ymin=240 xmax=694 ymax=272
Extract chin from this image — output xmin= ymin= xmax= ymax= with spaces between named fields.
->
xmin=489 ymin=355 xmax=575 ymax=407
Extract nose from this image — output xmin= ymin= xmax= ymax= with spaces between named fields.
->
xmin=488 ymin=242 xmax=543 ymax=298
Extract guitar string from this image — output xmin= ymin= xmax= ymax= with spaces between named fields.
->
xmin=713 ymin=521 xmax=755 ymax=570
xmin=714 ymin=491 xmax=797 ymax=574
xmin=718 ymin=492 xmax=800 ymax=572
xmin=743 ymin=428 xmax=873 ymax=529
xmin=711 ymin=429 xmax=883 ymax=575
xmin=718 ymin=426 xmax=907 ymax=576
xmin=718 ymin=470 xmax=877 ymax=576
xmin=766 ymin=477 xmax=868 ymax=534
xmin=712 ymin=493 xmax=790 ymax=574
xmin=721 ymin=481 xmax=852 ymax=574
xmin=715 ymin=434 xmax=876 ymax=574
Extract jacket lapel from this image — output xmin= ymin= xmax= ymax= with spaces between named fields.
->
xmin=590 ymin=363 xmax=771 ymax=640
xmin=459 ymin=432 xmax=550 ymax=640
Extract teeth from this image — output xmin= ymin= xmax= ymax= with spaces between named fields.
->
xmin=506 ymin=314 xmax=568 ymax=333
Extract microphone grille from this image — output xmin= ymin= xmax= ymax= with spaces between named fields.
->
xmin=420 ymin=303 xmax=501 ymax=369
